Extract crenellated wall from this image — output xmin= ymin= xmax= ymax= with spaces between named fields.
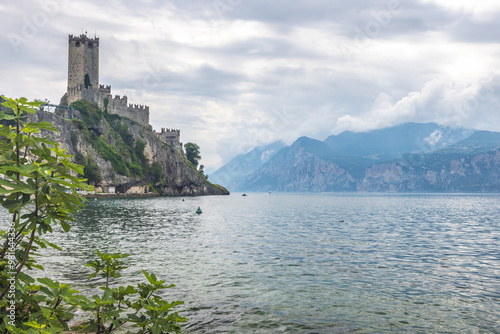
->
xmin=63 ymin=84 xmax=149 ymax=126
xmin=62 ymin=34 xmax=153 ymax=128
xmin=107 ymin=96 xmax=149 ymax=126
xmin=65 ymin=84 xmax=109 ymax=107
xmin=157 ymin=128 xmax=181 ymax=148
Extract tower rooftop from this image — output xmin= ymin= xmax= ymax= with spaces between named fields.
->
xmin=68 ymin=34 xmax=99 ymax=46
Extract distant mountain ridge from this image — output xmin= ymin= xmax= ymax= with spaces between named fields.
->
xmin=213 ymin=122 xmax=500 ymax=192
xmin=323 ymin=122 xmax=475 ymax=159
xmin=210 ymin=141 xmax=286 ymax=191
xmin=443 ymin=131 xmax=500 ymax=152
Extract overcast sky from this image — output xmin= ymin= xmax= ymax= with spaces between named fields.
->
xmin=2 ymin=0 xmax=500 ymax=170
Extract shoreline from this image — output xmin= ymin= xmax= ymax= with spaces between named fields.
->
xmin=81 ymin=193 xmax=161 ymax=199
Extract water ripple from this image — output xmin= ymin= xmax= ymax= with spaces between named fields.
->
xmin=1 ymin=193 xmax=500 ymax=333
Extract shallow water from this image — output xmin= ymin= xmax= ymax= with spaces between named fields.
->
xmin=2 ymin=193 xmax=500 ymax=333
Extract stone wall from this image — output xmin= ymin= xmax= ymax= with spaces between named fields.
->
xmin=157 ymin=128 xmax=181 ymax=148
xmin=65 ymin=84 xmax=109 ymax=107
xmin=68 ymin=34 xmax=99 ymax=89
xmin=63 ymin=84 xmax=149 ymax=127
xmin=107 ymin=95 xmax=149 ymax=126
xmin=62 ymin=34 xmax=149 ymax=128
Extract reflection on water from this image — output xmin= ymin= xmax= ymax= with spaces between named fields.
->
xmin=1 ymin=193 xmax=500 ymax=333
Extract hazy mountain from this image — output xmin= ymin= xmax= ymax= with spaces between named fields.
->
xmin=442 ymin=130 xmax=500 ymax=153
xmin=240 ymin=137 xmax=359 ymax=192
xmin=239 ymin=123 xmax=500 ymax=192
xmin=323 ymin=122 xmax=475 ymax=160
xmin=209 ymin=141 xmax=286 ymax=191
xmin=359 ymin=147 xmax=500 ymax=192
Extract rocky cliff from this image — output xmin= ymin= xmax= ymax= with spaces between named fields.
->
xmin=359 ymin=149 xmax=500 ymax=192
xmin=243 ymin=138 xmax=358 ymax=192
xmin=238 ymin=127 xmax=500 ymax=193
xmin=29 ymin=104 xmax=229 ymax=196
xmin=210 ymin=140 xmax=286 ymax=192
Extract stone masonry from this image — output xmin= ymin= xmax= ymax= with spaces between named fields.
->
xmin=60 ymin=33 xmax=182 ymax=147
xmin=156 ymin=128 xmax=182 ymax=150
xmin=60 ymin=34 xmax=150 ymax=128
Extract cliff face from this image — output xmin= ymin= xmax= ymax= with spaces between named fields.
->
xmin=29 ymin=109 xmax=229 ymax=196
xmin=359 ymin=149 xmax=500 ymax=192
xmin=238 ymin=133 xmax=500 ymax=193
xmin=210 ymin=141 xmax=287 ymax=192
xmin=243 ymin=141 xmax=357 ymax=192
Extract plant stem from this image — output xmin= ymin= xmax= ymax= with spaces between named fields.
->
xmin=0 ymin=227 xmax=36 ymax=300
xmin=1 ymin=104 xmax=22 ymax=260
xmin=49 ymin=296 xmax=63 ymax=318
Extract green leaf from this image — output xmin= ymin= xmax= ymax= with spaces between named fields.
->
xmin=25 ymin=121 xmax=58 ymax=132
xmin=60 ymin=221 xmax=71 ymax=232
xmin=0 ymin=178 xmax=35 ymax=194
xmin=37 ymin=277 xmax=58 ymax=288
xmin=0 ymin=112 xmax=15 ymax=120
xmin=17 ymin=271 xmax=36 ymax=284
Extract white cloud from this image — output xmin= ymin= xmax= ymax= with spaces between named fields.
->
xmin=424 ymin=130 xmax=443 ymax=147
xmin=335 ymin=73 xmax=500 ymax=133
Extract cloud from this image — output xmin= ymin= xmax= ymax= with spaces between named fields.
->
xmin=335 ymin=73 xmax=500 ymax=133
xmin=2 ymin=0 xmax=500 ymax=169
xmin=424 ymin=130 xmax=443 ymax=147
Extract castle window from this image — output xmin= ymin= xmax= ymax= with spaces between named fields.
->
xmin=88 ymin=42 xmax=93 ymax=48
xmin=75 ymin=41 xmax=80 ymax=47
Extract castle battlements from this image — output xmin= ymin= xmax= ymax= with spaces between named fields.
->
xmin=160 ymin=128 xmax=180 ymax=134
xmin=111 ymin=95 xmax=127 ymax=102
xmin=66 ymin=84 xmax=111 ymax=96
xmin=66 ymin=84 xmax=109 ymax=108
xmin=68 ymin=34 xmax=99 ymax=47
xmin=129 ymin=104 xmax=149 ymax=111
xmin=157 ymin=127 xmax=181 ymax=148
xmin=99 ymin=84 xmax=111 ymax=93
xmin=61 ymin=34 xmax=184 ymax=131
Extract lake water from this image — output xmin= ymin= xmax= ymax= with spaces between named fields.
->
xmin=2 ymin=193 xmax=500 ymax=333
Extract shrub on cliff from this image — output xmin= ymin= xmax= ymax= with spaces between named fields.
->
xmin=70 ymin=100 xmax=151 ymax=180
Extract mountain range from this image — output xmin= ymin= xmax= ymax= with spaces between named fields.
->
xmin=211 ymin=123 xmax=500 ymax=192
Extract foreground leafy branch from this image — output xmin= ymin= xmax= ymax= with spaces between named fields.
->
xmin=0 ymin=96 xmax=185 ymax=333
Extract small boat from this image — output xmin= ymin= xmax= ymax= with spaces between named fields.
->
xmin=242 ymin=193 xmax=248 ymax=196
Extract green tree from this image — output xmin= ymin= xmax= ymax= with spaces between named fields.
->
xmin=184 ymin=142 xmax=201 ymax=169
xmin=0 ymin=96 xmax=186 ymax=333
xmin=0 ymin=96 xmax=91 ymax=331
xmin=198 ymin=164 xmax=208 ymax=180
xmin=83 ymin=154 xmax=102 ymax=186
xmin=103 ymin=97 xmax=109 ymax=113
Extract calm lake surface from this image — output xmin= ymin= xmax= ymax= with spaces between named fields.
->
xmin=2 ymin=193 xmax=500 ymax=333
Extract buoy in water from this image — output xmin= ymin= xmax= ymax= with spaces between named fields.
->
xmin=196 ymin=207 xmax=202 ymax=214
xmin=182 ymin=199 xmax=185 ymax=201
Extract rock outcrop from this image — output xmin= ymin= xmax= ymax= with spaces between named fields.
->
xmin=243 ymin=138 xmax=357 ymax=192
xmin=358 ymin=149 xmax=500 ymax=192
xmin=238 ymin=129 xmax=500 ymax=193
xmin=29 ymin=109 xmax=229 ymax=196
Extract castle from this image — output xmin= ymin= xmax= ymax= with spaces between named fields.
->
xmin=60 ymin=34 xmax=180 ymax=147
xmin=157 ymin=128 xmax=181 ymax=148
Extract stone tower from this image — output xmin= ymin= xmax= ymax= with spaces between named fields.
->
xmin=67 ymin=34 xmax=99 ymax=89
xmin=61 ymin=33 xmax=150 ymax=128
